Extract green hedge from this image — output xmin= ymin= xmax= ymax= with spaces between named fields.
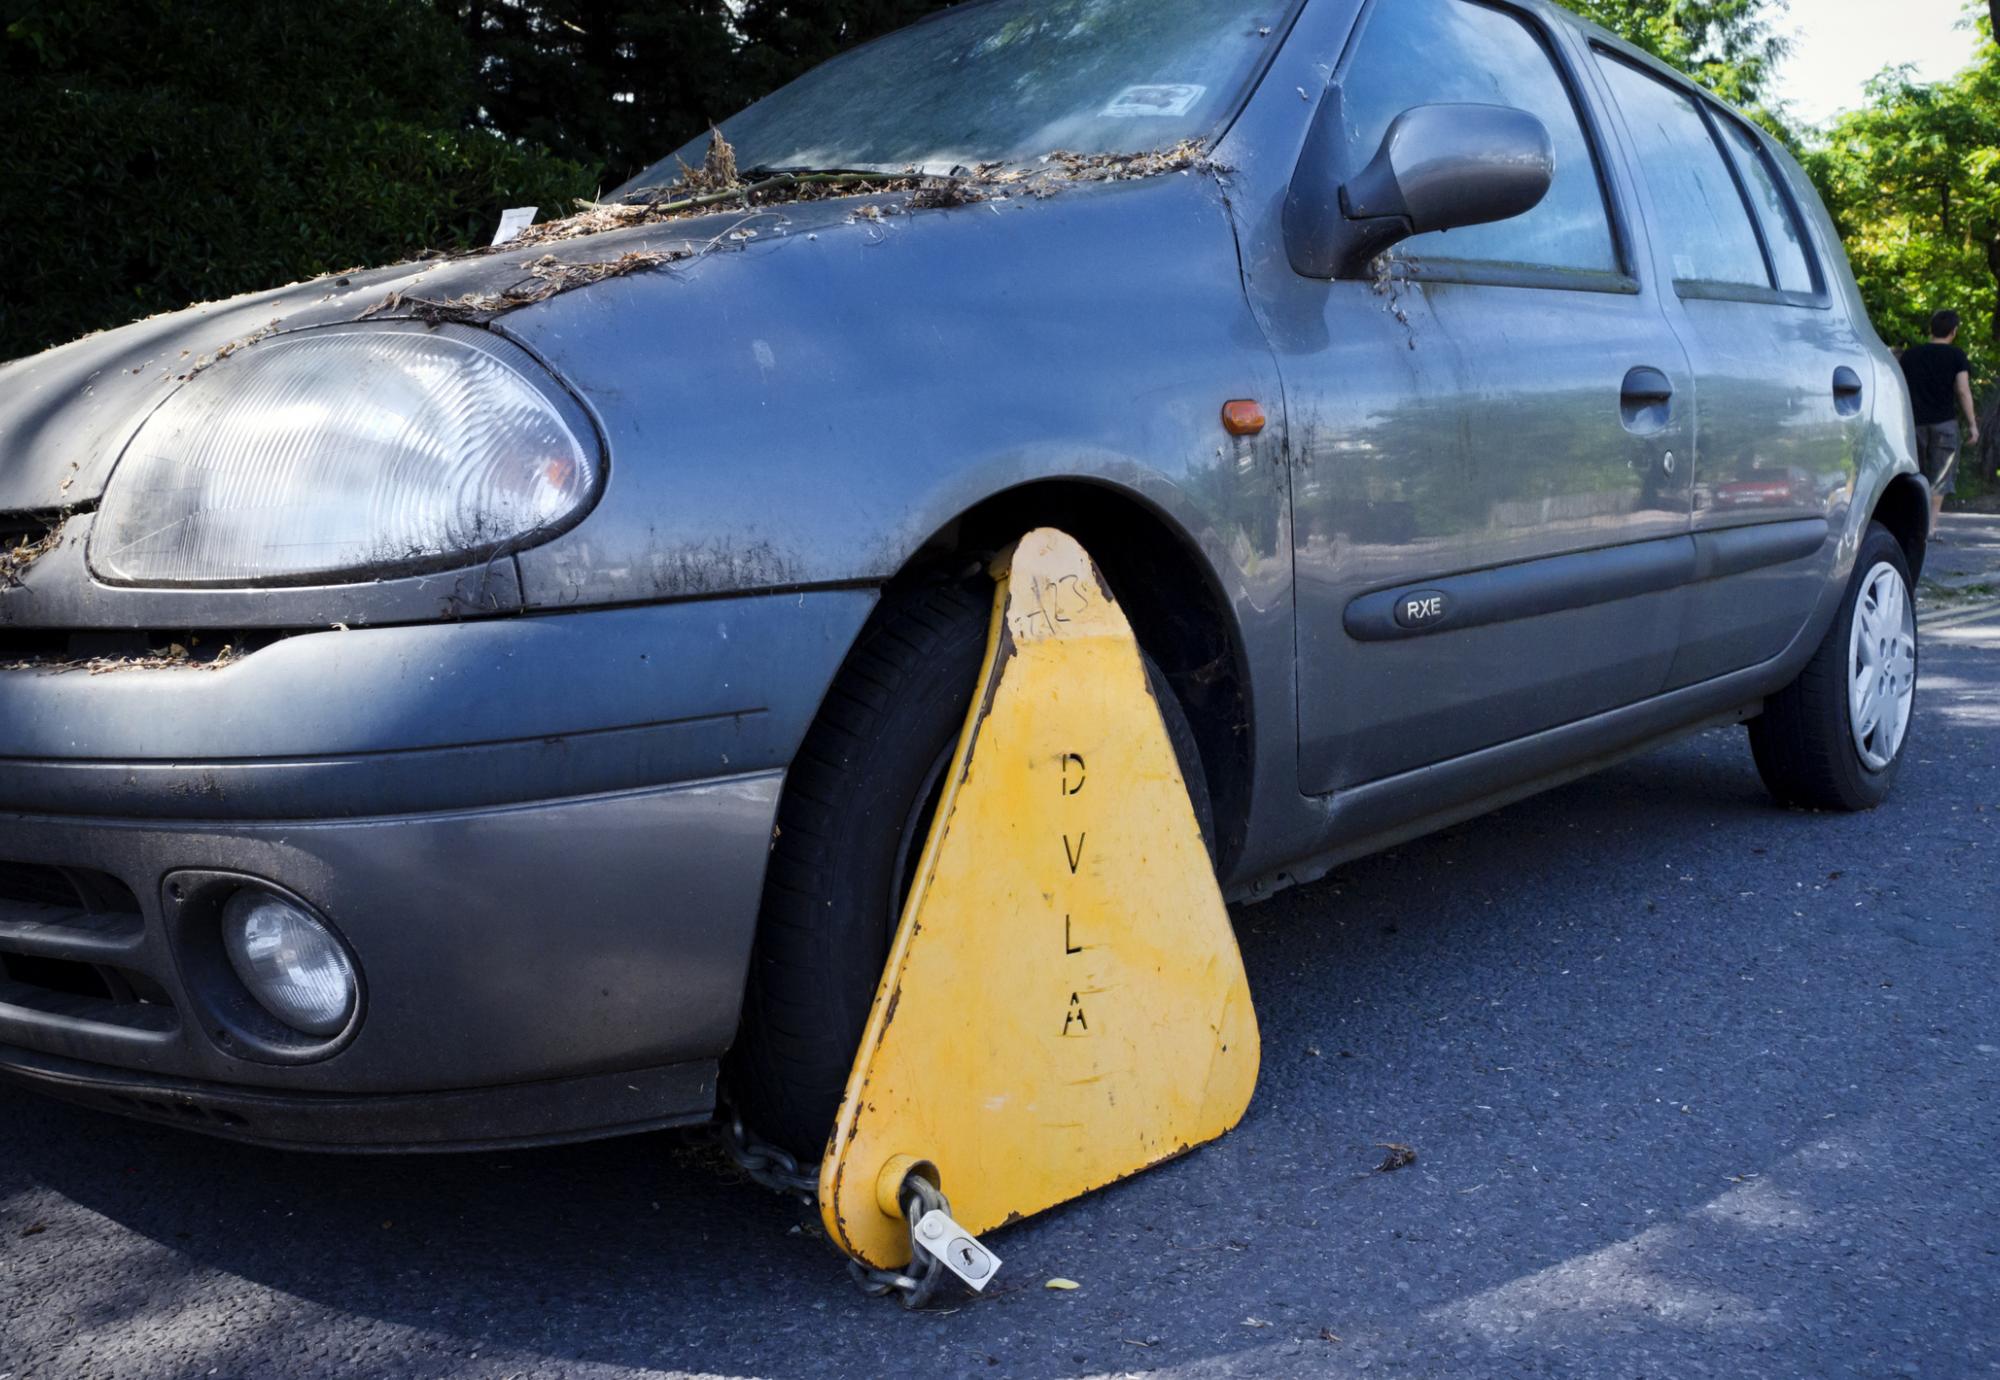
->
xmin=1 ymin=0 xmax=595 ymax=360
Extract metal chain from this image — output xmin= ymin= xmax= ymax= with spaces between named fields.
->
xmin=713 ymin=1107 xmax=958 ymax=1309
xmin=714 ymin=1107 xmax=820 ymax=1203
xmin=845 ymin=1175 xmax=951 ymax=1310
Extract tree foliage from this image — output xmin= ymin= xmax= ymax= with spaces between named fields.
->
xmin=1560 ymin=0 xmax=1790 ymax=107
xmin=1 ymin=0 xmax=594 ymax=359
xmin=436 ymin=0 xmax=949 ymax=187
xmin=1806 ymin=21 xmax=2000 ymax=488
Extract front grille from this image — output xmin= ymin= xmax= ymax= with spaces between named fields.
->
xmin=0 ymin=860 xmax=171 ymax=1033
xmin=0 ymin=861 xmax=80 ymax=909
xmin=0 ymin=957 xmax=178 ymax=1032
xmin=0 ymin=861 xmax=141 ymax=917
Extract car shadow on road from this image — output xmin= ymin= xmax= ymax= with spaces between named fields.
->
xmin=4 ymin=718 xmax=1993 ymax=1378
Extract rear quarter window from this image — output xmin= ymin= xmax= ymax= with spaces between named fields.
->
xmin=1712 ymin=113 xmax=1817 ymax=294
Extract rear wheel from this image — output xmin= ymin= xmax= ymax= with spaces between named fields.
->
xmin=1748 ymin=521 xmax=1916 ymax=810
xmin=727 ymin=575 xmax=1213 ymax=1158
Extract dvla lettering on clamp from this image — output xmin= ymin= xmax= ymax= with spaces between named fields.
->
xmin=817 ymin=527 xmax=1261 ymax=1275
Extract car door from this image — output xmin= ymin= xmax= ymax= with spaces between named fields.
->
xmin=1584 ymin=47 xmax=1862 ymax=687
xmin=1278 ymin=0 xmax=1697 ymax=794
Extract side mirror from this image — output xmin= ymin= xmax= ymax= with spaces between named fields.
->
xmin=1284 ymin=100 xmax=1556 ymax=279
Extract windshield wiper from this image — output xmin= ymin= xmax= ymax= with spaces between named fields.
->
xmin=618 ymin=164 xmax=918 ymax=208
xmin=738 ymin=163 xmax=894 ymax=180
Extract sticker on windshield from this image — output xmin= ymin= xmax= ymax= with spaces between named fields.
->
xmin=1102 ymin=84 xmax=1206 ymax=118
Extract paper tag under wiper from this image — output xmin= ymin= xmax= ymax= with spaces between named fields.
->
xmin=492 ymin=207 xmax=538 ymax=246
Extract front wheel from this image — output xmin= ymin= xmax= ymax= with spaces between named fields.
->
xmin=727 ymin=575 xmax=1215 ymax=1158
xmin=1748 ymin=521 xmax=1917 ymax=810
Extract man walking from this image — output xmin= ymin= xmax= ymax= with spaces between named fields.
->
xmin=1899 ymin=309 xmax=1982 ymax=537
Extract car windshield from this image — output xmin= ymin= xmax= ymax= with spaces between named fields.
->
xmin=618 ymin=0 xmax=1296 ymax=192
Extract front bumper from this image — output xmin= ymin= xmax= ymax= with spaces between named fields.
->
xmin=0 ymin=589 xmax=876 ymax=1149
xmin=1 ymin=1041 xmax=720 ymax=1153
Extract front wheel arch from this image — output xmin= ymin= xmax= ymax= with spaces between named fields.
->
xmin=887 ymin=478 xmax=1256 ymax=876
xmin=732 ymin=566 xmax=1215 ymax=1157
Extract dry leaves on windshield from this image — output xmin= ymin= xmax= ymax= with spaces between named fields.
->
xmin=495 ymin=129 xmax=1215 ymax=250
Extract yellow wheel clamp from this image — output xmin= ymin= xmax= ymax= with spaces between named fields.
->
xmin=817 ymin=526 xmax=1260 ymax=1291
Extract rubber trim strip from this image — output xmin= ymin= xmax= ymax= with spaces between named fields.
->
xmin=1344 ymin=517 xmax=1826 ymax=641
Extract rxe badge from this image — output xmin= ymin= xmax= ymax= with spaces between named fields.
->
xmin=1394 ymin=590 xmax=1448 ymax=630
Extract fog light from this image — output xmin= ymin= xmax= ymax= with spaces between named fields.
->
xmin=221 ymin=890 xmax=357 ymax=1037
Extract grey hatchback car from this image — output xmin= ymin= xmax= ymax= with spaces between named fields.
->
xmin=0 ymin=0 xmax=1926 ymax=1159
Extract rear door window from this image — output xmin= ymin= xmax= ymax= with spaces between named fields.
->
xmin=1594 ymin=54 xmax=1769 ymax=289
xmin=1340 ymin=0 xmax=1618 ymax=273
xmin=1712 ymin=113 xmax=1817 ymax=294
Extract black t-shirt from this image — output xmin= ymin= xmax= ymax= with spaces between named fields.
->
xmin=1901 ymin=342 xmax=1971 ymax=426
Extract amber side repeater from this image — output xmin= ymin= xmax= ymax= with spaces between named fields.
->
xmin=1221 ymin=400 xmax=1266 ymax=436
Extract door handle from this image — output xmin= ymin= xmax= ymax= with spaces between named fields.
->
xmin=1620 ymin=366 xmax=1674 ymax=433
xmin=1833 ymin=365 xmax=1864 ymax=417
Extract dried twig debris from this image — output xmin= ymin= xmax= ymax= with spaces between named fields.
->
xmin=0 ymin=640 xmax=239 ymax=676
xmin=508 ymin=170 xmax=976 ymax=249
xmin=1 ymin=518 xmax=63 ymax=588
xmin=674 ymin=124 xmax=740 ymax=193
xmin=361 ymin=249 xmax=689 ymax=327
xmin=1369 ymin=252 xmax=1420 ymax=349
xmin=498 ymin=129 xmax=954 ymax=249
xmin=1374 ymin=1142 xmax=1418 ymax=1173
xmin=348 ymin=129 xmax=1221 ymax=329
xmin=493 ymin=128 xmax=1215 ymax=251
xmin=1041 ymin=139 xmax=1212 ymax=183
xmin=182 ymin=318 xmax=284 ymax=379
xmin=905 ymin=181 xmax=989 ymax=210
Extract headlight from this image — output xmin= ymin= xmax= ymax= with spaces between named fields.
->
xmin=90 ymin=324 xmax=600 ymax=586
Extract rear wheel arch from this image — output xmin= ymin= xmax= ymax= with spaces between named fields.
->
xmin=1749 ymin=520 xmax=1915 ymax=810
xmin=1870 ymin=472 xmax=1930 ymax=583
xmin=888 ymin=478 xmax=1256 ymax=876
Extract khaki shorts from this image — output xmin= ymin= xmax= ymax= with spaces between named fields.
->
xmin=1917 ymin=421 xmax=1960 ymax=497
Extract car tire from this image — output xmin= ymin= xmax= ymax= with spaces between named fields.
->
xmin=727 ymin=573 xmax=1214 ymax=1159
xmin=1747 ymin=521 xmax=1917 ymax=811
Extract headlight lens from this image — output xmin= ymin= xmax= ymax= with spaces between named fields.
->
xmin=91 ymin=324 xmax=599 ymax=586
xmin=221 ymin=889 xmax=359 ymax=1038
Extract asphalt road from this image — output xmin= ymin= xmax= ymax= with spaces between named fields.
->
xmin=4 ymin=600 xmax=1996 ymax=1380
